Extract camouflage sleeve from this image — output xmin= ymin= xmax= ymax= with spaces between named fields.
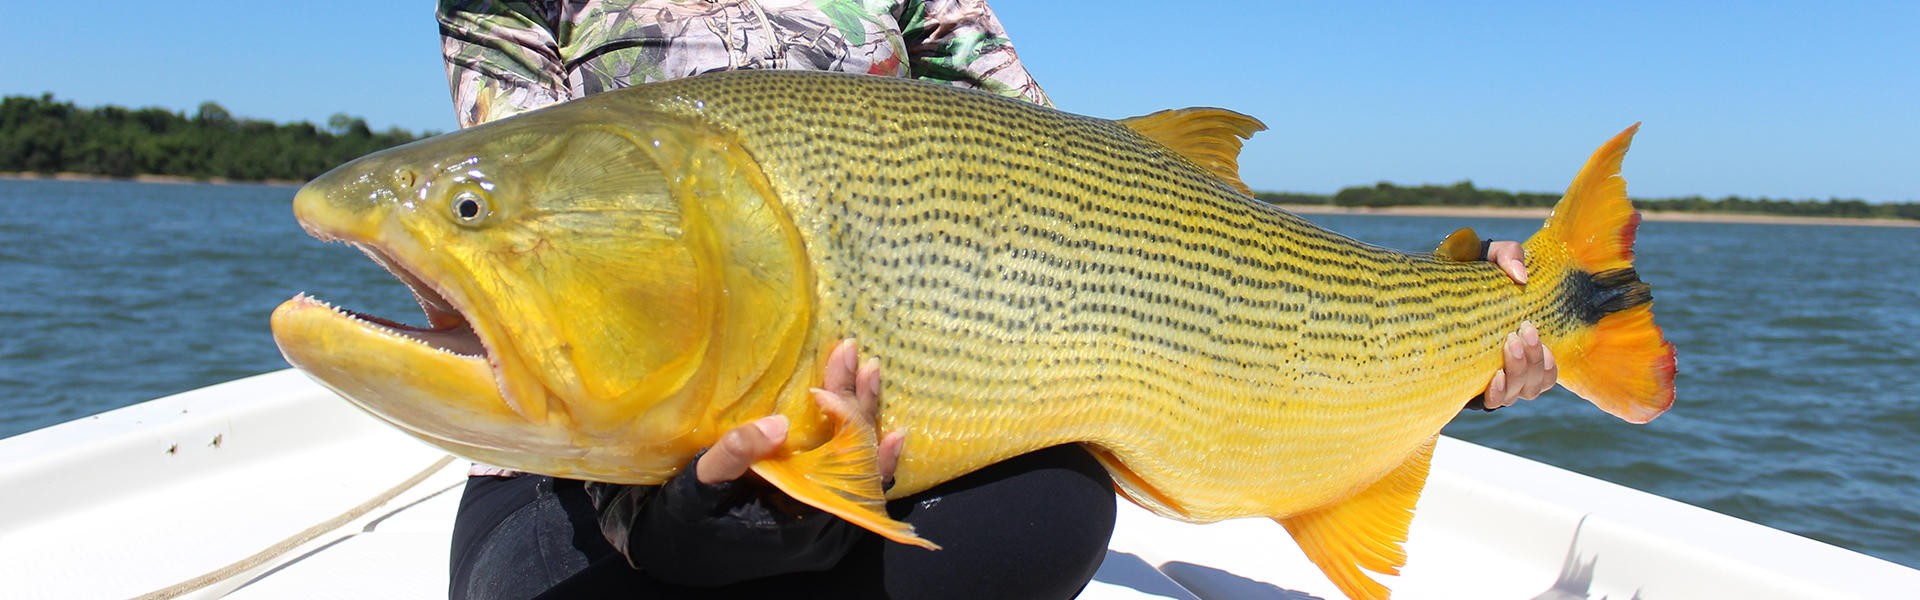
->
xmin=440 ymin=0 xmax=1049 ymax=123
xmin=438 ymin=1 xmax=574 ymax=129
xmin=899 ymin=0 xmax=1051 ymax=106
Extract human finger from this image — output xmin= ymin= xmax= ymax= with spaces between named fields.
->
xmin=822 ymin=338 xmax=859 ymax=398
xmin=1526 ymin=345 xmax=1560 ymax=399
xmin=811 ymin=387 xmax=856 ymax=424
xmin=1487 ymin=241 xmax=1529 ymax=284
xmin=696 ymin=415 xmax=789 ymax=484
xmin=1490 ymin=331 xmax=1529 ymax=407
xmin=1514 ymin=321 xmax=1552 ymax=399
xmin=855 ymin=357 xmax=882 ymax=420
xmin=1485 ymin=368 xmax=1514 ymax=409
xmin=878 ymin=430 xmax=906 ymax=483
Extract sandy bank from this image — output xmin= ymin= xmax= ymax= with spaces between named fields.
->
xmin=1273 ymin=204 xmax=1920 ymax=228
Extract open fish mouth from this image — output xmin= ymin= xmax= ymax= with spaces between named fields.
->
xmin=295 ymin=242 xmax=487 ymax=359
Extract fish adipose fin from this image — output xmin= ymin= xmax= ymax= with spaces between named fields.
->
xmin=1432 ymin=227 xmax=1485 ymax=262
xmin=750 ymin=406 xmax=939 ymax=550
xmin=1527 ymin=123 xmax=1677 ymax=424
xmin=1119 ymin=108 xmax=1267 ymax=196
xmin=1278 ymin=436 xmax=1435 ymax=600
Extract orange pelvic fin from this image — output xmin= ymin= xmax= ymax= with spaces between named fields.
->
xmin=1277 ymin=437 xmax=1436 ymax=600
xmin=1087 ymin=445 xmax=1195 ymax=518
xmin=1528 ymin=124 xmax=1677 ymax=424
xmin=750 ymin=404 xmax=938 ymax=550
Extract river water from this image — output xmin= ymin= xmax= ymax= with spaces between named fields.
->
xmin=1 ymin=178 xmax=1914 ymax=568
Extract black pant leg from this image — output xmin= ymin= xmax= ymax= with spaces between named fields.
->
xmin=450 ymin=445 xmax=1116 ymax=600
xmin=821 ymin=444 xmax=1118 ymax=600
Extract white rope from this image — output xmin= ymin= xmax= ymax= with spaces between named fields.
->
xmin=134 ymin=454 xmax=458 ymax=600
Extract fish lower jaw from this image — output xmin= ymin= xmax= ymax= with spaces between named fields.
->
xmin=276 ymin=293 xmax=489 ymax=359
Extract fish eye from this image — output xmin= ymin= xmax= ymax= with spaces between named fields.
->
xmin=451 ymin=191 xmax=490 ymax=226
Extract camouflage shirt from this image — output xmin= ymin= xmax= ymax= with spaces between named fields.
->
xmin=439 ymin=0 xmax=1051 ymax=128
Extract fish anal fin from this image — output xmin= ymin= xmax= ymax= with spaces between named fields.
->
xmin=1119 ymin=108 xmax=1267 ymax=196
xmin=1432 ymin=227 xmax=1485 ymax=262
xmin=750 ymin=406 xmax=939 ymax=550
xmin=1277 ymin=437 xmax=1436 ymax=600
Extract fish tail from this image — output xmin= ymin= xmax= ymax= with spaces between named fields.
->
xmin=1525 ymin=123 xmax=1676 ymax=424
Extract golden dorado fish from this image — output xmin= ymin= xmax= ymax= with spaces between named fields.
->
xmin=270 ymin=70 xmax=1675 ymax=599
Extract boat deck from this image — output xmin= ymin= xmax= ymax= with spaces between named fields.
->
xmin=1 ymin=370 xmax=1912 ymax=599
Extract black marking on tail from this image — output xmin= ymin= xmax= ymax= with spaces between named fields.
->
xmin=1566 ymin=268 xmax=1653 ymax=325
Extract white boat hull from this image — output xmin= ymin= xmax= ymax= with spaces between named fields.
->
xmin=0 ymin=371 xmax=1912 ymax=599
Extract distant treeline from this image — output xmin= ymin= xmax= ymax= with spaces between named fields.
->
xmin=1255 ymin=181 xmax=1920 ymax=222
xmin=4 ymin=94 xmax=1916 ymax=222
xmin=0 ymin=94 xmax=430 ymax=182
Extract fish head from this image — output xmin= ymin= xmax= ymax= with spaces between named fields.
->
xmin=271 ymin=97 xmax=814 ymax=481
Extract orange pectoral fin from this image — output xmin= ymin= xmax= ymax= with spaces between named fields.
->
xmin=1277 ymin=437 xmax=1436 ymax=600
xmin=749 ymin=408 xmax=938 ymax=550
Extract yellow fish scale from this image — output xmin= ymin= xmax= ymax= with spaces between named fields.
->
xmin=630 ymin=71 xmax=1567 ymax=520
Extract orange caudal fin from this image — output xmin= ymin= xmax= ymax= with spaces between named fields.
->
xmin=750 ymin=404 xmax=938 ymax=551
xmin=1527 ymin=124 xmax=1677 ymax=424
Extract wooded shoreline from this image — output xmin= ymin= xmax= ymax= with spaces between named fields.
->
xmin=7 ymin=94 xmax=1912 ymax=225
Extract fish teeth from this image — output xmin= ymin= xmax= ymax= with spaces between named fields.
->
xmin=294 ymin=293 xmax=483 ymax=357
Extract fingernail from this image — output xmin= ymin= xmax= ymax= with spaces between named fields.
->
xmin=837 ymin=340 xmax=858 ymax=369
xmin=1521 ymin=321 xmax=1539 ymax=344
xmin=1542 ymin=346 xmax=1557 ymax=371
xmin=1507 ymin=333 xmax=1523 ymax=358
xmin=755 ymin=415 xmax=789 ymax=440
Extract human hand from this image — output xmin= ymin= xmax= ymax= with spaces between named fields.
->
xmin=1485 ymin=240 xmax=1528 ymax=284
xmin=1483 ymin=320 xmax=1558 ymax=409
xmin=695 ymin=339 xmax=905 ymax=485
xmin=1477 ymin=241 xmax=1556 ymax=409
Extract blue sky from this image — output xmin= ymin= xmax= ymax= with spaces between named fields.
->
xmin=5 ymin=1 xmax=1913 ymax=202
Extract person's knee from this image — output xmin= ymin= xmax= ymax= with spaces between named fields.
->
xmin=872 ymin=445 xmax=1117 ymax=599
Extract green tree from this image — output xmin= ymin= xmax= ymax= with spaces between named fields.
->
xmin=0 ymin=94 xmax=431 ymax=181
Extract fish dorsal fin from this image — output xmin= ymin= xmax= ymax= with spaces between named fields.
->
xmin=1277 ymin=436 xmax=1436 ymax=600
xmin=1433 ymin=227 xmax=1485 ymax=262
xmin=1119 ymin=108 xmax=1266 ymax=196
